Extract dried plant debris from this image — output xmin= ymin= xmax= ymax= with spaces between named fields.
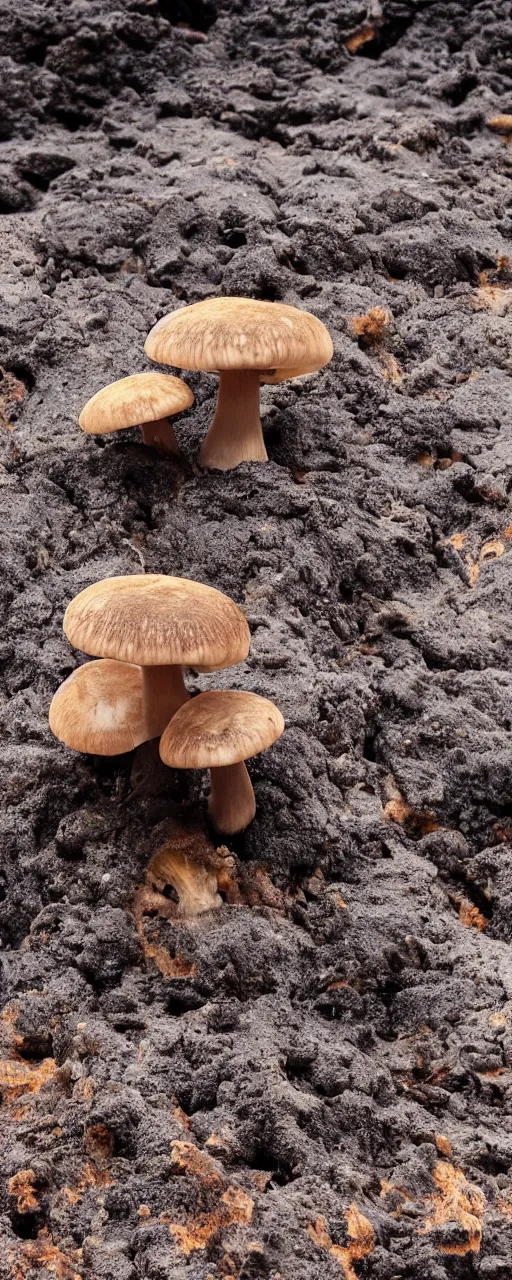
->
xmin=3 ymin=0 xmax=512 ymax=1277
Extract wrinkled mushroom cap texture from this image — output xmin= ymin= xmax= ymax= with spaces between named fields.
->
xmin=49 ymin=659 xmax=146 ymax=754
xmin=159 ymin=690 xmax=285 ymax=768
xmin=63 ymin=575 xmax=250 ymax=668
xmin=79 ymin=372 xmax=193 ymax=435
xmin=144 ymin=297 xmax=333 ymax=382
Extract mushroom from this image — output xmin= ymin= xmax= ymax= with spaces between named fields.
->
xmin=79 ymin=371 xmax=194 ymax=456
xmin=144 ymin=297 xmax=333 ymax=470
xmin=49 ymin=659 xmax=155 ymax=754
xmin=159 ymin=690 xmax=284 ymax=833
xmin=62 ymin=575 xmax=250 ymax=741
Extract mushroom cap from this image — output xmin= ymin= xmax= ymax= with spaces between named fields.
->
xmin=79 ymin=372 xmax=193 ymax=436
xmin=144 ymin=297 xmax=333 ymax=380
xmin=159 ymin=690 xmax=285 ymax=768
xmin=63 ymin=574 xmax=250 ymax=668
xmin=49 ymin=659 xmax=146 ymax=754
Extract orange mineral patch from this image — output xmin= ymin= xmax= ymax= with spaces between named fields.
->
xmin=243 ymin=865 xmax=285 ymax=909
xmin=487 ymin=114 xmax=512 ymax=135
xmin=436 ymin=1136 xmax=453 ymax=1158
xmin=168 ymin=1185 xmax=254 ymax=1256
xmin=205 ymin=1131 xmax=234 ymax=1154
xmin=468 ymin=555 xmax=481 ymax=586
xmin=83 ymin=1122 xmax=114 ymax=1162
xmin=480 ymin=538 xmax=505 ymax=562
xmin=383 ymin=796 xmax=414 ymax=824
xmin=251 ymin=1170 xmax=273 ymax=1192
xmin=383 ymin=795 xmax=439 ymax=834
xmin=458 ymin=899 xmax=488 ymax=931
xmin=0 ymin=1056 xmax=58 ymax=1099
xmin=170 ymin=1140 xmax=224 ymax=1187
xmin=8 ymin=1169 xmax=39 ymax=1214
xmin=164 ymin=1142 xmax=253 ymax=1256
xmin=381 ymin=1160 xmax=485 ymax=1253
xmin=444 ymin=530 xmax=506 ymax=587
xmin=173 ymin=1104 xmax=192 ymax=1130
xmin=380 ymin=1178 xmax=412 ymax=1213
xmin=132 ymin=884 xmax=198 ymax=979
xmin=63 ymin=1160 xmax=112 ymax=1204
xmin=8 ymin=1228 xmax=82 ymax=1280
xmin=351 ymin=306 xmax=391 ymax=346
xmin=420 ymin=1161 xmax=485 ymax=1255
xmin=308 ymin=1205 xmax=375 ymax=1280
xmin=345 ymin=22 xmax=377 ymax=52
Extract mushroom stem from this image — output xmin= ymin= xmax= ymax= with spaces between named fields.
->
xmin=200 ymin=370 xmax=268 ymax=470
xmin=142 ymin=665 xmax=190 ymax=738
xmin=208 ymin=761 xmax=256 ymax=833
xmin=141 ymin=417 xmax=181 ymax=456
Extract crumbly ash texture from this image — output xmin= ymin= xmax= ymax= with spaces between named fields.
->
xmin=2 ymin=1 xmax=512 ymax=1277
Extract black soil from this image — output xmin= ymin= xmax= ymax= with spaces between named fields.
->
xmin=2 ymin=2 xmax=512 ymax=1277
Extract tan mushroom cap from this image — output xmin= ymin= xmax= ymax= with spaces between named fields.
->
xmin=49 ymin=659 xmax=146 ymax=754
xmin=79 ymin=372 xmax=193 ymax=436
xmin=63 ymin=574 xmax=250 ymax=668
xmin=144 ymin=297 xmax=333 ymax=381
xmin=159 ymin=690 xmax=285 ymax=769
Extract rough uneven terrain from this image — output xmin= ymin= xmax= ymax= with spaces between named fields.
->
xmin=2 ymin=1 xmax=512 ymax=1276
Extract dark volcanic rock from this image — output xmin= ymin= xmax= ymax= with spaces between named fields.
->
xmin=2 ymin=1 xmax=512 ymax=1277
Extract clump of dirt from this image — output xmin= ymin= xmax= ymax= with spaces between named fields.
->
xmin=2 ymin=1 xmax=512 ymax=1277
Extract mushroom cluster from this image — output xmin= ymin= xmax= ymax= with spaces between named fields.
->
xmin=80 ymin=295 xmax=333 ymax=471
xmin=51 ymin=296 xmax=332 ymax=886
xmin=50 ymin=574 xmax=283 ymax=834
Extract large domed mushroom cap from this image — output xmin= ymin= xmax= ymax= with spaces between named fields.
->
xmin=79 ymin=372 xmax=193 ymax=436
xmin=160 ymin=690 xmax=285 ymax=769
xmin=144 ymin=297 xmax=333 ymax=379
xmin=63 ymin=575 xmax=250 ymax=668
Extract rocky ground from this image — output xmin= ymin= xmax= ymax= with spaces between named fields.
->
xmin=1 ymin=1 xmax=512 ymax=1276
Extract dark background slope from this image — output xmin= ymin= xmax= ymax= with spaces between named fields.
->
xmin=1 ymin=1 xmax=512 ymax=1277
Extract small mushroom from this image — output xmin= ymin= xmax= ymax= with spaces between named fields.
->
xmin=79 ymin=371 xmax=194 ymax=456
xmin=62 ymin=575 xmax=250 ymax=738
xmin=49 ymin=659 xmax=156 ymax=753
xmin=144 ymin=297 xmax=333 ymax=470
xmin=159 ymin=690 xmax=284 ymax=833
